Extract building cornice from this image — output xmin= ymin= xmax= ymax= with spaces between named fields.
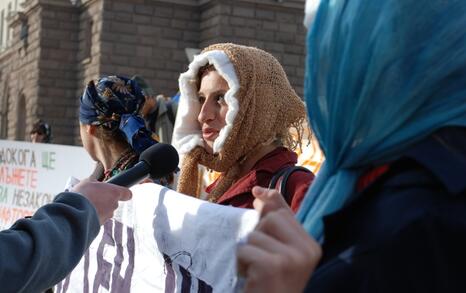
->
xmin=9 ymin=11 xmax=27 ymax=27
xmin=147 ymin=0 xmax=304 ymax=9
xmin=199 ymin=0 xmax=305 ymax=10
xmin=18 ymin=0 xmax=76 ymax=21
xmin=144 ymin=0 xmax=200 ymax=7
xmin=25 ymin=0 xmax=76 ymax=9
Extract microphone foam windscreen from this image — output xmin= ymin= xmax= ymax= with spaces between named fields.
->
xmin=139 ymin=143 xmax=179 ymax=179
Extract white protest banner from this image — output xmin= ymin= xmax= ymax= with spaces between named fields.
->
xmin=0 ymin=140 xmax=95 ymax=229
xmin=56 ymin=183 xmax=259 ymax=293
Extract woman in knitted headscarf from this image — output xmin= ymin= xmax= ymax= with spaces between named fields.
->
xmin=237 ymin=0 xmax=466 ymax=292
xmin=173 ymin=43 xmax=314 ymax=212
xmin=80 ymin=75 xmax=157 ymax=181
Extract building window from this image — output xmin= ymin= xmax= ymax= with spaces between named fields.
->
xmin=83 ymin=19 xmax=93 ymax=61
xmin=6 ymin=3 xmax=11 ymax=44
xmin=0 ymin=86 xmax=8 ymax=139
xmin=15 ymin=93 xmax=25 ymax=140
xmin=19 ymin=17 xmax=28 ymax=47
xmin=0 ymin=10 xmax=4 ymax=50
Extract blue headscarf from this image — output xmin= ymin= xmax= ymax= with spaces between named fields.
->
xmin=80 ymin=75 xmax=157 ymax=154
xmin=297 ymin=0 xmax=466 ymax=240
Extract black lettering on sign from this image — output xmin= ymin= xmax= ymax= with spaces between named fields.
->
xmin=56 ymin=220 xmax=135 ymax=293
xmin=0 ymin=147 xmax=35 ymax=167
xmin=30 ymin=151 xmax=36 ymax=168
xmin=12 ymin=189 xmax=52 ymax=209
xmin=164 ymin=252 xmax=213 ymax=292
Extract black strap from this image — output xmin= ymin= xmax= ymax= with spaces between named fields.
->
xmin=268 ymin=166 xmax=311 ymax=202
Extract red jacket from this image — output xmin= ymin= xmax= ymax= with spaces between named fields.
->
xmin=206 ymin=147 xmax=315 ymax=213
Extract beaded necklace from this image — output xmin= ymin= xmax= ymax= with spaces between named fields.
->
xmin=103 ymin=149 xmax=138 ymax=181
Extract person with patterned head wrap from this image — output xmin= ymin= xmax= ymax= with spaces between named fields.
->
xmin=236 ymin=0 xmax=466 ymax=292
xmin=80 ymin=75 xmax=158 ymax=181
xmin=173 ymin=43 xmax=315 ymax=212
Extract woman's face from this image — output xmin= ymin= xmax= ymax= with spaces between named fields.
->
xmin=30 ymin=132 xmax=46 ymax=143
xmin=80 ymin=123 xmax=98 ymax=161
xmin=197 ymin=70 xmax=229 ymax=154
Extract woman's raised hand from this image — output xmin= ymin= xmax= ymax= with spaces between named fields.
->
xmin=237 ymin=186 xmax=322 ymax=293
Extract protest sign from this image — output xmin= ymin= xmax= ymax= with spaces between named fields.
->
xmin=0 ymin=140 xmax=95 ymax=229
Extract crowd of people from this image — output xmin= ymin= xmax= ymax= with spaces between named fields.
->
xmin=1 ymin=0 xmax=465 ymax=292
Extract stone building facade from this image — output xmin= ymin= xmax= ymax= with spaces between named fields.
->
xmin=0 ymin=0 xmax=306 ymax=145
xmin=0 ymin=0 xmax=25 ymax=52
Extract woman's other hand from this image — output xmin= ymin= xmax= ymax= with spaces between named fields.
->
xmin=237 ymin=186 xmax=322 ymax=293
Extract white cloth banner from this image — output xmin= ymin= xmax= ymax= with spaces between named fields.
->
xmin=56 ymin=183 xmax=259 ymax=293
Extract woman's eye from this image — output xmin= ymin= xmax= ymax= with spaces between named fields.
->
xmin=216 ymin=95 xmax=226 ymax=104
xmin=198 ymin=96 xmax=206 ymax=104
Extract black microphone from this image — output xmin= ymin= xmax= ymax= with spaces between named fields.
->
xmin=106 ymin=143 xmax=179 ymax=187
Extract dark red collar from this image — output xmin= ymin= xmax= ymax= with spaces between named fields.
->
xmin=356 ymin=164 xmax=391 ymax=193
xmin=207 ymin=147 xmax=298 ymax=203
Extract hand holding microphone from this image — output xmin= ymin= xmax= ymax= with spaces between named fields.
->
xmin=70 ymin=143 xmax=179 ymax=224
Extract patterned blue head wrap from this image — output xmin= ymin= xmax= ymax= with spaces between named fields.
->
xmin=79 ymin=75 xmax=157 ymax=154
xmin=297 ymin=0 xmax=466 ymax=240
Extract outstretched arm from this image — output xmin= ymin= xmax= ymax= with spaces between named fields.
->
xmin=0 ymin=180 xmax=131 ymax=292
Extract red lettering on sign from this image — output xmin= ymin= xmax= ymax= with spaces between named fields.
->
xmin=0 ymin=166 xmax=39 ymax=189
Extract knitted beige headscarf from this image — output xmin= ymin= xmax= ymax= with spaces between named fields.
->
xmin=173 ymin=43 xmax=306 ymax=201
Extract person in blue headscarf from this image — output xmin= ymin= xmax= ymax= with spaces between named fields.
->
xmin=236 ymin=0 xmax=466 ymax=292
xmin=80 ymin=75 xmax=158 ymax=181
